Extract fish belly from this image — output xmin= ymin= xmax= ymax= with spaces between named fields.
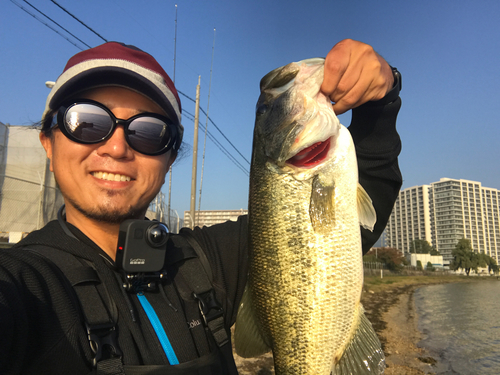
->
xmin=248 ymin=156 xmax=363 ymax=375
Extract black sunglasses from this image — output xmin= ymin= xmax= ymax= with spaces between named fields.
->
xmin=54 ymin=99 xmax=181 ymax=156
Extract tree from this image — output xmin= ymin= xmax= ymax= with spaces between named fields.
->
xmin=479 ymin=253 xmax=499 ymax=274
xmin=362 ymin=254 xmax=382 ymax=264
xmin=489 ymin=260 xmax=500 ymax=274
xmin=450 ymin=239 xmax=500 ymax=275
xmin=410 ymin=239 xmax=438 ymax=255
xmin=365 ymin=247 xmax=405 ymax=271
xmin=426 ymin=261 xmax=435 ymax=272
xmin=430 ymin=248 xmax=440 ymax=256
xmin=450 ymin=238 xmax=476 ymax=276
xmin=416 ymin=260 xmax=423 ymax=271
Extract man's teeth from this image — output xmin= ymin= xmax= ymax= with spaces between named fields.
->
xmin=92 ymin=172 xmax=131 ymax=182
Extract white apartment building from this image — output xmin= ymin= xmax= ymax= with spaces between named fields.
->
xmin=385 ymin=184 xmax=433 ymax=254
xmin=184 ymin=209 xmax=248 ymax=228
xmin=385 ymin=178 xmax=500 ymax=266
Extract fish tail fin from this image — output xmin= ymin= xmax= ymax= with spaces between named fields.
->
xmin=234 ymin=286 xmax=271 ymax=358
xmin=331 ymin=305 xmax=386 ymax=375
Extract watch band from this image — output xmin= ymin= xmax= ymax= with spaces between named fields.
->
xmin=391 ymin=66 xmax=402 ymax=92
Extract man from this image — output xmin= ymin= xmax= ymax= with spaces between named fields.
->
xmin=0 ymin=39 xmax=402 ymax=374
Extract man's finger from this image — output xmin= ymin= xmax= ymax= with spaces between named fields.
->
xmin=320 ymin=41 xmax=352 ymax=96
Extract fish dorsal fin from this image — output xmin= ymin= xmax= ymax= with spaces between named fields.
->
xmin=331 ymin=305 xmax=386 ymax=375
xmin=357 ymin=183 xmax=376 ymax=231
xmin=309 ymin=176 xmax=335 ymax=235
xmin=234 ymin=286 xmax=271 ymax=358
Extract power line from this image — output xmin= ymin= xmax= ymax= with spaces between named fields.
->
xmin=21 ymin=0 xmax=92 ymax=49
xmin=50 ymin=0 xmax=108 ymax=43
xmin=10 ymin=0 xmax=85 ymax=50
xmin=178 ymin=90 xmax=250 ymax=166
xmin=183 ymin=111 xmax=249 ymax=175
xmin=14 ymin=1 xmax=248 ymax=174
xmin=182 ymin=110 xmax=249 ymax=176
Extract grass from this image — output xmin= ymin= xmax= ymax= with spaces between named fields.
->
xmin=363 ymin=273 xmax=496 ymax=294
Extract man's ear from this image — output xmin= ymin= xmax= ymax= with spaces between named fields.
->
xmin=39 ymin=132 xmax=54 ymax=172
xmin=168 ymin=152 xmax=177 ymax=169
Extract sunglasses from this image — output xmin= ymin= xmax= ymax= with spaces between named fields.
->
xmin=54 ymin=99 xmax=181 ymax=156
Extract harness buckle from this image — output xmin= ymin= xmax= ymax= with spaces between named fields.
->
xmin=86 ymin=322 xmax=123 ymax=367
xmin=193 ymin=290 xmax=223 ymax=326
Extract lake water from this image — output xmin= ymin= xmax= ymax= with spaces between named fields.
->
xmin=414 ymin=280 xmax=500 ymax=374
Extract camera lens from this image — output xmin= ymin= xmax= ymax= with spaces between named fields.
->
xmin=146 ymin=223 xmax=169 ymax=247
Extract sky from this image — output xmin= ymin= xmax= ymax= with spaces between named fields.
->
xmin=1 ymin=0 xmax=500 ymax=220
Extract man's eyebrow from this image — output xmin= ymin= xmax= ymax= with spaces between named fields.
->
xmin=108 ymin=106 xmax=161 ymax=117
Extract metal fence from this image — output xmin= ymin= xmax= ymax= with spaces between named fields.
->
xmin=147 ymin=193 xmax=184 ymax=234
xmin=0 ymin=174 xmax=184 ymax=242
xmin=363 ymin=262 xmax=386 ymax=270
xmin=0 ymin=175 xmax=64 ymax=241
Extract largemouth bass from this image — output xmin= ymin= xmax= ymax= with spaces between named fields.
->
xmin=234 ymin=58 xmax=385 ymax=374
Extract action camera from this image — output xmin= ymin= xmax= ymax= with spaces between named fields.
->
xmin=116 ymin=220 xmax=169 ymax=273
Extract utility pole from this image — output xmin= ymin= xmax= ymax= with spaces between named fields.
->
xmin=167 ymin=4 xmax=178 ymax=228
xmin=198 ymin=28 xmax=216 ymax=213
xmin=190 ymin=76 xmax=201 ymax=229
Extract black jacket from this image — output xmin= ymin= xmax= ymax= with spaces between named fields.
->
xmin=0 ymin=86 xmax=402 ymax=374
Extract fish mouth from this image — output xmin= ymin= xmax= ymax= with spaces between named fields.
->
xmin=286 ymin=138 xmax=331 ymax=168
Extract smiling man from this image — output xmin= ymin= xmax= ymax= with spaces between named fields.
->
xmin=0 ymin=40 xmax=402 ymax=374
xmin=40 ymin=85 xmax=177 ymax=256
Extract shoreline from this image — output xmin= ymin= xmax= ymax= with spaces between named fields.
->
xmin=233 ymin=274 xmax=494 ymax=374
xmin=362 ymin=274 xmax=495 ymax=374
xmin=362 ymin=282 xmax=437 ymax=374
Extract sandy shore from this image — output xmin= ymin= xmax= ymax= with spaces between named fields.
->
xmin=232 ymin=275 xmax=482 ymax=374
xmin=362 ymin=284 xmax=438 ymax=375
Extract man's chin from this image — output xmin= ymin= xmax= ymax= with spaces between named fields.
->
xmin=70 ymin=201 xmax=145 ymax=224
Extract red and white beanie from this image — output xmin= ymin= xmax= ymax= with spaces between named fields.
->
xmin=42 ymin=42 xmax=183 ymax=144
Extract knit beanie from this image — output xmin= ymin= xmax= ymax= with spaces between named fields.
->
xmin=41 ymin=42 xmax=183 ymax=145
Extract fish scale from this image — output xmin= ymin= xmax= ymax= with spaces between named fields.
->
xmin=250 ymin=141 xmax=361 ymax=374
xmin=235 ymin=58 xmax=385 ymax=375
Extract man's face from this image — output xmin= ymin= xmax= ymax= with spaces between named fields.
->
xmin=40 ymin=86 xmax=176 ymax=224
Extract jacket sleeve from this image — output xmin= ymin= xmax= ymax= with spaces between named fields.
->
xmin=348 ymin=82 xmax=402 ymax=254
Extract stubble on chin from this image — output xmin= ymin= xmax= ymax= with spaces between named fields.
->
xmin=65 ymin=191 xmax=147 ymax=224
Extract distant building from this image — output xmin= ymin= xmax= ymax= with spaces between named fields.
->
xmin=408 ymin=253 xmax=444 ymax=269
xmin=385 ymin=178 xmax=500 ymax=266
xmin=184 ymin=209 xmax=248 ymax=228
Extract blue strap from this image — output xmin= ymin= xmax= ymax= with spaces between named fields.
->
xmin=137 ymin=293 xmax=179 ymax=365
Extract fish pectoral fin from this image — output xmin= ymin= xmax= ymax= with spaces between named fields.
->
xmin=234 ymin=286 xmax=271 ymax=358
xmin=357 ymin=183 xmax=377 ymax=231
xmin=331 ymin=305 xmax=386 ymax=375
xmin=309 ymin=176 xmax=335 ymax=234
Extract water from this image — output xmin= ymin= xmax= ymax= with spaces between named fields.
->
xmin=414 ymin=280 xmax=500 ymax=374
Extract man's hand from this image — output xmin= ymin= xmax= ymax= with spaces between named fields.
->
xmin=321 ymin=39 xmax=394 ymax=115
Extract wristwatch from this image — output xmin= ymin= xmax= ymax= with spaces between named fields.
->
xmin=391 ymin=66 xmax=402 ymax=92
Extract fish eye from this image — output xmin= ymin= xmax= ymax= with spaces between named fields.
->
xmin=256 ymin=103 xmax=268 ymax=115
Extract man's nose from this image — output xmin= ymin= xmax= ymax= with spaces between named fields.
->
xmin=96 ymin=125 xmax=133 ymax=158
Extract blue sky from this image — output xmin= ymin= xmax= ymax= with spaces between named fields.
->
xmin=2 ymin=0 xmax=499 ymax=219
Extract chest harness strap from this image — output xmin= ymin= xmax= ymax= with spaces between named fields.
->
xmin=26 ymin=246 xmax=125 ymax=375
xmin=175 ymin=234 xmax=229 ymax=348
xmin=21 ymin=212 xmax=228 ymax=373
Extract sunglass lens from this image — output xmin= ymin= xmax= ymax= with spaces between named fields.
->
xmin=64 ymin=104 xmax=113 ymax=142
xmin=128 ymin=118 xmax=172 ymax=154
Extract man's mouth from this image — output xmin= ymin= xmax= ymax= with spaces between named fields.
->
xmin=92 ymin=172 xmax=131 ymax=182
xmin=286 ymin=138 xmax=331 ymax=168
